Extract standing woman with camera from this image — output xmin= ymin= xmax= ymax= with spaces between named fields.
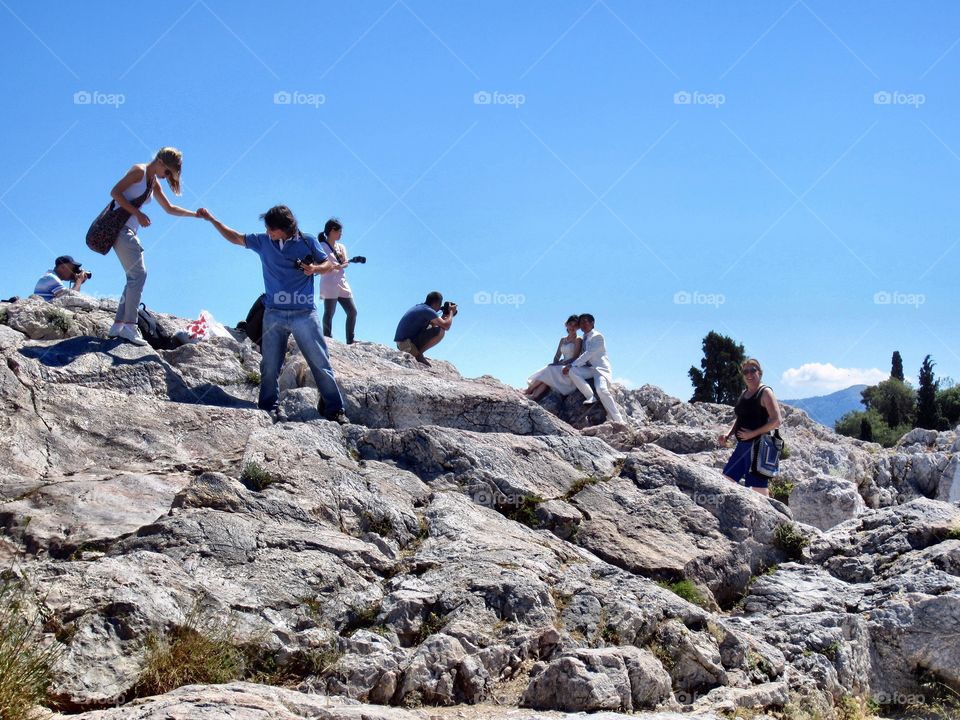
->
xmin=317 ymin=218 xmax=358 ymax=344
xmin=104 ymin=147 xmax=197 ymax=345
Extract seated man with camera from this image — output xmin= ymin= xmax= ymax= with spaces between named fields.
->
xmin=394 ymin=291 xmax=457 ymax=367
xmin=196 ymin=204 xmax=349 ymax=425
xmin=34 ymin=255 xmax=91 ymax=302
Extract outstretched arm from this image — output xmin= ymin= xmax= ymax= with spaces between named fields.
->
xmin=196 ymin=208 xmax=245 ymax=246
xmin=154 ymin=183 xmax=198 ymax=218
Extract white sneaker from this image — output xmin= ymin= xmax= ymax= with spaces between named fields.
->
xmin=117 ymin=324 xmax=148 ymax=346
xmin=582 ymin=397 xmax=598 ymax=406
xmin=107 ymin=322 xmax=124 ymax=338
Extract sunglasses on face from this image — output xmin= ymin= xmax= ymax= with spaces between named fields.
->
xmin=743 ymin=368 xmax=759 ymax=375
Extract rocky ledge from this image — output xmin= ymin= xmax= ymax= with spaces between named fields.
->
xmin=1 ymin=293 xmax=958 ymax=720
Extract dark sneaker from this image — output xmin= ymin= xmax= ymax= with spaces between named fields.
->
xmin=415 ymin=354 xmax=431 ymax=367
xmin=326 ymin=411 xmax=350 ymax=425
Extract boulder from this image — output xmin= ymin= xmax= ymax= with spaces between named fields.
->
xmin=788 ymin=474 xmax=866 ymax=530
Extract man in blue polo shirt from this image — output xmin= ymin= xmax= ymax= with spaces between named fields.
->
xmin=196 ymin=204 xmax=348 ymax=424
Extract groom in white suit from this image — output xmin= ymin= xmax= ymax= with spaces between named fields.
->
xmin=563 ymin=314 xmax=626 ymax=426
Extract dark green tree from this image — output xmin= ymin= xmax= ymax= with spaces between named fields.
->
xmin=937 ymin=385 xmax=960 ymax=427
xmin=891 ymin=351 xmax=904 ymax=382
xmin=688 ymin=331 xmax=746 ymax=405
xmin=862 ymin=379 xmax=915 ymax=428
xmin=835 ymin=409 xmax=909 ymax=447
xmin=859 ymin=417 xmax=873 ymax=442
xmin=916 ymin=355 xmax=941 ymax=429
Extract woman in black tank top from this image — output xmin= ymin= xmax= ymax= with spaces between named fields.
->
xmin=717 ymin=358 xmax=783 ymax=496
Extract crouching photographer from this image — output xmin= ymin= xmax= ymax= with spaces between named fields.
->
xmin=394 ymin=291 xmax=457 ymax=367
xmin=33 ymin=255 xmax=91 ymax=302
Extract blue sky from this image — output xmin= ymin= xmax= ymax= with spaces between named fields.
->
xmin=1 ymin=0 xmax=957 ymax=400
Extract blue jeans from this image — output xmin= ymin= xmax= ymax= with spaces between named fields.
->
xmin=259 ymin=307 xmax=344 ymax=415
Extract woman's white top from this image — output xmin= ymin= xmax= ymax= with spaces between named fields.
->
xmin=318 ymin=240 xmax=353 ymax=299
xmin=559 ymin=340 xmax=579 ymax=362
xmin=120 ymin=164 xmax=153 ymax=231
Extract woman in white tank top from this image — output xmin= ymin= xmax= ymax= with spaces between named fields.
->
xmin=106 ymin=147 xmax=198 ymax=345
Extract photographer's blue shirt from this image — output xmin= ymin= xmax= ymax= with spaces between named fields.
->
xmin=394 ymin=303 xmax=440 ymax=342
xmin=244 ymin=232 xmax=327 ymax=309
xmin=33 ymin=271 xmax=65 ymax=302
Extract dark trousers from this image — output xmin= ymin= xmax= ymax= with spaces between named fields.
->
xmin=322 ymin=297 xmax=358 ymax=344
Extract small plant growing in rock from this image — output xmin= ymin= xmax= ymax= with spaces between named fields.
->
xmin=344 ymin=600 xmax=383 ymax=636
xmin=359 ymin=510 xmax=393 ymax=538
xmin=414 ymin=611 xmax=447 ymax=644
xmin=244 ymin=370 xmax=261 ymax=386
xmin=44 ymin=308 xmax=73 ymax=335
xmin=0 ymin=572 xmax=62 ymax=720
xmin=834 ymin=695 xmax=869 ymax=720
xmin=134 ymin=605 xmax=245 ymax=697
xmin=503 ymin=495 xmax=543 ymax=528
xmin=947 ymin=525 xmax=960 ymax=541
xmin=911 ymin=673 xmax=960 ymax=719
xmin=769 ymin=477 xmax=794 ymax=504
xmin=599 ymin=623 xmax=621 ymax=645
xmin=658 ymin=579 xmax=710 ymax=609
xmin=239 ymin=462 xmax=275 ymax=491
xmin=774 ymin=523 xmax=809 ymax=560
xmin=564 ymin=476 xmax=600 ymax=499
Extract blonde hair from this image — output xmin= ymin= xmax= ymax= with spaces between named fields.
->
xmin=742 ymin=358 xmax=763 ymax=378
xmin=155 ymin=147 xmax=182 ymax=196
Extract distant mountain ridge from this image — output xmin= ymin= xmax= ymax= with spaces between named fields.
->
xmin=783 ymin=384 xmax=868 ymax=427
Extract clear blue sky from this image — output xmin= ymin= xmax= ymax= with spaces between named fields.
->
xmin=2 ymin=0 xmax=957 ymax=400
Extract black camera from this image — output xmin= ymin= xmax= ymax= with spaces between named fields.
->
xmin=80 ymin=270 xmax=93 ymax=280
xmin=294 ymin=254 xmax=315 ymax=270
xmin=348 ymin=256 xmax=367 ymax=264
xmin=441 ymin=301 xmax=458 ymax=317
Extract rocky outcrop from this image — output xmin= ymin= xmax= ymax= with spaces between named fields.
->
xmin=1 ymin=293 xmax=958 ymax=719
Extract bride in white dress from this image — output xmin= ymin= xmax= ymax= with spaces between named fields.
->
xmin=523 ymin=315 xmax=583 ymax=399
